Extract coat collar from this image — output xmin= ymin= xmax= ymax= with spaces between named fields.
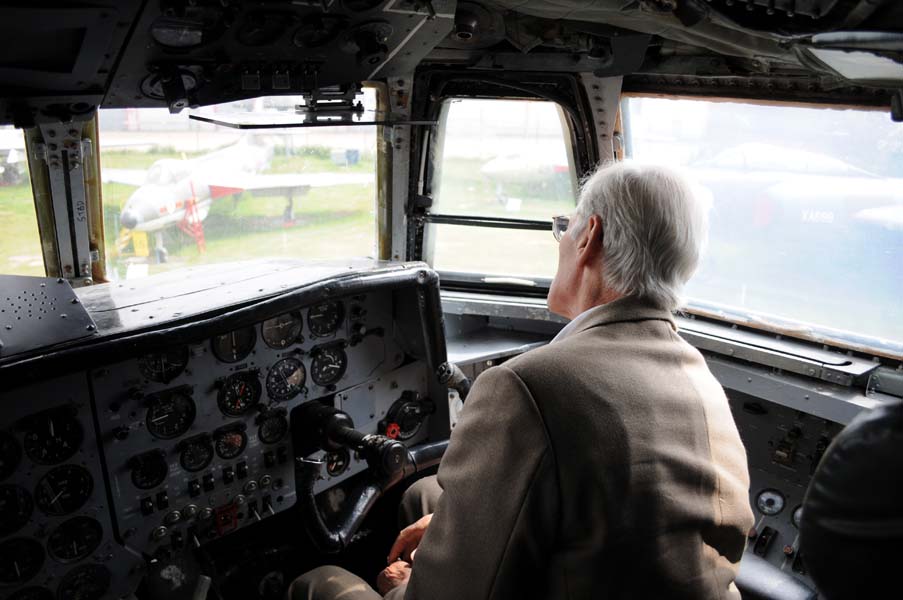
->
xmin=556 ymin=296 xmax=676 ymax=342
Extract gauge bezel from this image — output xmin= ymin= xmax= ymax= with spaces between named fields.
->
xmin=0 ymin=537 xmax=45 ymax=585
xmin=211 ymin=326 xmax=257 ymax=363
xmin=755 ymin=488 xmax=786 ymax=516
xmin=258 ymin=413 xmax=288 ymax=444
xmin=145 ymin=389 xmax=197 ymax=440
xmin=265 ymin=357 xmax=306 ymax=401
xmin=34 ymin=465 xmax=93 ymax=516
xmin=128 ymin=450 xmax=169 ymax=490
xmin=307 ymin=301 xmax=345 ymax=337
xmin=57 ymin=564 xmax=111 ymax=600
xmin=138 ymin=347 xmax=190 ymax=383
xmin=261 ymin=312 xmax=303 ymax=349
xmin=178 ymin=436 xmax=214 ymax=472
xmin=213 ymin=426 xmax=248 ymax=460
xmin=47 ymin=516 xmax=103 ymax=563
xmin=217 ymin=372 xmax=262 ymax=417
xmin=791 ymin=504 xmax=804 ymax=529
xmin=21 ymin=409 xmax=83 ymax=466
xmin=310 ymin=345 xmax=348 ymax=387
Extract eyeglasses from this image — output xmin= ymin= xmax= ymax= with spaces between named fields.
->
xmin=552 ymin=215 xmax=570 ymax=242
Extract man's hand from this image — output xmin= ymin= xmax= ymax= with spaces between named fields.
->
xmin=377 ymin=560 xmax=412 ymax=595
xmin=388 ymin=513 xmax=433 ymax=563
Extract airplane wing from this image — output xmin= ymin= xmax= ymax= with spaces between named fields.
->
xmin=200 ymin=172 xmax=374 ymax=196
xmin=101 ymin=169 xmax=147 ymax=186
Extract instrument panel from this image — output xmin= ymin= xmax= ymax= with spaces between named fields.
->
xmin=0 ymin=375 xmax=141 ymax=600
xmin=0 ymin=260 xmax=448 ymax=600
xmin=90 ymin=292 xmax=432 ymax=561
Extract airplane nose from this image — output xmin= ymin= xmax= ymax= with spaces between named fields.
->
xmin=120 ymin=210 xmax=138 ymax=230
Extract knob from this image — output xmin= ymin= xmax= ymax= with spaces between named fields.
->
xmin=113 ymin=426 xmax=129 ymax=440
xmin=152 ymin=526 xmax=168 ymax=541
xmin=163 ymin=510 xmax=182 ymax=525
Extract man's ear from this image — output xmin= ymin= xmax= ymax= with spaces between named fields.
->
xmin=576 ymin=214 xmax=603 ymax=266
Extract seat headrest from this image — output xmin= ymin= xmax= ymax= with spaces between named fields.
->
xmin=799 ymin=400 xmax=903 ymax=599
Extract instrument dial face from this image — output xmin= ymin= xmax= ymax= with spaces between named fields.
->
xmin=214 ymin=427 xmax=247 ymax=460
xmin=47 ymin=516 xmax=103 ymax=563
xmin=266 ymin=358 xmax=306 ymax=401
xmin=0 ymin=430 xmax=21 ymax=480
xmin=211 ymin=326 xmax=257 ymax=363
xmin=0 ymin=484 xmax=34 ymax=536
xmin=0 ymin=538 xmax=45 ymax=585
xmin=8 ymin=586 xmax=54 ymax=600
xmin=755 ymin=489 xmax=786 ymax=516
xmin=261 ymin=313 xmax=303 ymax=348
xmin=22 ymin=410 xmax=83 ymax=465
xmin=325 ymin=449 xmax=350 ymax=477
xmin=57 ymin=564 xmax=111 ymax=600
xmin=138 ymin=347 xmax=189 ymax=382
xmin=179 ymin=437 xmax=214 ymax=472
xmin=128 ymin=451 xmax=169 ymax=490
xmin=258 ymin=413 xmax=288 ymax=444
xmin=146 ymin=391 xmax=196 ymax=440
xmin=34 ymin=465 xmax=93 ymax=516
xmin=218 ymin=372 xmax=261 ymax=417
xmin=792 ymin=505 xmax=804 ymax=529
xmin=311 ymin=347 xmax=348 ymax=387
xmin=307 ymin=301 xmax=344 ymax=337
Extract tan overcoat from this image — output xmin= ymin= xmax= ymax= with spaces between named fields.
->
xmin=393 ymin=296 xmax=754 ymax=600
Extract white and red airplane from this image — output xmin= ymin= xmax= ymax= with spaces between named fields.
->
xmin=101 ymin=135 xmax=372 ymax=258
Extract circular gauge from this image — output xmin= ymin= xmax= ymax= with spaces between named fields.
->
xmin=258 ymin=413 xmax=288 ymax=444
xmin=0 ymin=430 xmax=21 ymax=480
xmin=146 ymin=391 xmax=196 ymax=440
xmin=792 ymin=505 xmax=804 ymax=529
xmin=0 ymin=484 xmax=34 ymax=536
xmin=34 ymin=465 xmax=93 ymax=516
xmin=57 ymin=564 xmax=111 ymax=600
xmin=307 ymin=301 xmax=344 ymax=337
xmin=311 ymin=346 xmax=348 ymax=387
xmin=138 ymin=347 xmax=189 ymax=383
xmin=179 ymin=437 xmax=214 ymax=472
xmin=266 ymin=358 xmax=306 ymax=401
xmin=48 ymin=517 xmax=103 ymax=563
xmin=0 ymin=538 xmax=45 ymax=585
xmin=261 ymin=313 xmax=303 ymax=349
xmin=22 ymin=410 xmax=83 ymax=465
xmin=218 ymin=372 xmax=262 ymax=417
xmin=9 ymin=587 xmax=54 ymax=600
xmin=214 ymin=427 xmax=247 ymax=460
xmin=755 ymin=489 xmax=786 ymax=516
xmin=325 ymin=449 xmax=350 ymax=477
xmin=211 ymin=327 xmax=257 ymax=363
xmin=128 ymin=451 xmax=168 ymax=490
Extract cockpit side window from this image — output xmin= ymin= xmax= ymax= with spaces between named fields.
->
xmin=0 ymin=124 xmax=44 ymax=276
xmin=97 ymin=90 xmax=378 ymax=280
xmin=423 ymin=98 xmax=578 ymax=285
xmin=623 ymin=95 xmax=903 ymax=356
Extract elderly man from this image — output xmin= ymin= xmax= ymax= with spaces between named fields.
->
xmin=290 ymin=161 xmax=754 ymax=599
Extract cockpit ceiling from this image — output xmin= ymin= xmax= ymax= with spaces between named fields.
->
xmin=1 ymin=0 xmax=901 ymax=125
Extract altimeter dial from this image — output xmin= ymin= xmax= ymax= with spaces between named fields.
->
xmin=266 ymin=358 xmax=306 ymax=401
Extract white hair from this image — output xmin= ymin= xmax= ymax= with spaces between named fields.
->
xmin=570 ymin=161 xmax=709 ymax=312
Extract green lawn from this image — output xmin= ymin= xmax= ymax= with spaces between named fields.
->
xmin=2 ymin=150 xmax=575 ymax=281
xmin=0 ymin=170 xmax=44 ymax=277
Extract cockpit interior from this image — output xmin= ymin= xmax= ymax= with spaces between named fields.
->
xmin=1 ymin=1 xmax=902 ymax=599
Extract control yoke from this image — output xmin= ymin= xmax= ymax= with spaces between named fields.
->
xmin=296 ymin=362 xmax=471 ymax=553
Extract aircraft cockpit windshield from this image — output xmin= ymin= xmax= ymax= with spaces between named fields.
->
xmin=97 ymin=88 xmax=378 ymax=279
xmin=622 ymin=97 xmax=903 ymax=357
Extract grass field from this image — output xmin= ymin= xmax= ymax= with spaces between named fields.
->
xmin=1 ymin=148 xmax=575 ymax=281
